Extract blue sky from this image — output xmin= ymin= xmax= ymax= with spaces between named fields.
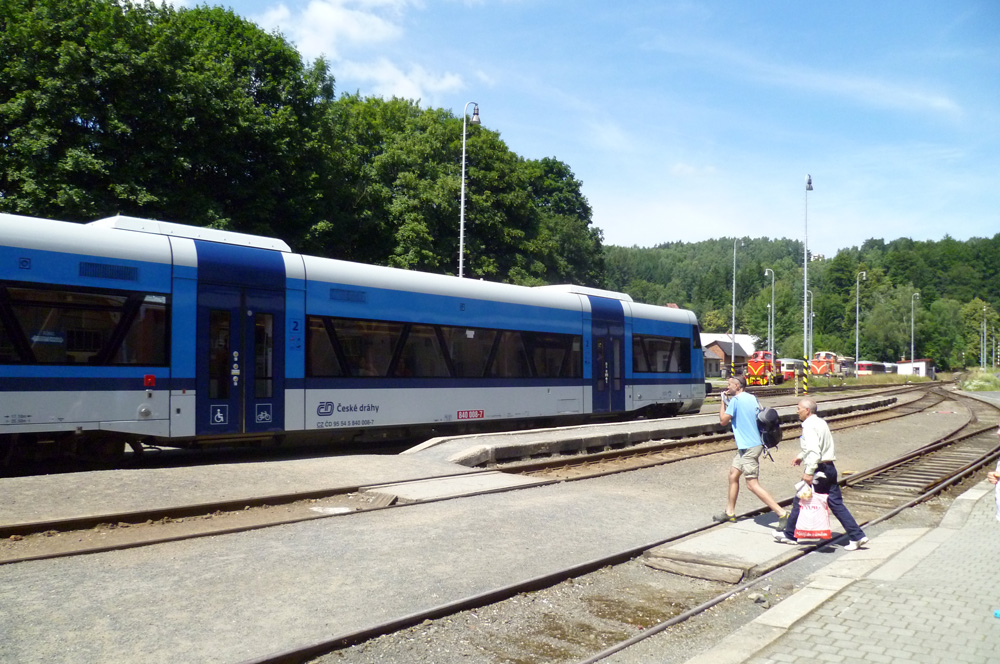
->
xmin=187 ymin=1 xmax=998 ymax=257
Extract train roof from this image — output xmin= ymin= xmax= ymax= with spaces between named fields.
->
xmin=2 ymin=213 xmax=695 ymax=321
xmin=0 ymin=212 xmax=174 ymax=264
xmin=300 ymin=254 xmax=696 ymax=321
xmin=90 ymin=215 xmax=292 ymax=252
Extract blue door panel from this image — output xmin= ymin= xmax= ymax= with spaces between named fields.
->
xmin=195 ymin=287 xmax=285 ymax=436
xmin=588 ymin=296 xmax=625 ymax=413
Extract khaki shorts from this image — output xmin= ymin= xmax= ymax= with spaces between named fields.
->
xmin=731 ymin=445 xmax=764 ymax=480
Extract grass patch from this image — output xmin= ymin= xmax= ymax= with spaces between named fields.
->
xmin=959 ymin=369 xmax=1000 ymax=392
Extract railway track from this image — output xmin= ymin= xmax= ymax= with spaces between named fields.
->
xmin=0 ymin=384 xmax=941 ymax=564
xmin=302 ymin=386 xmax=1000 ymax=664
xmin=566 ymin=389 xmax=1000 ymax=664
xmin=503 ymin=384 xmax=942 ymax=481
xmin=4 ymin=385 xmax=994 ymax=664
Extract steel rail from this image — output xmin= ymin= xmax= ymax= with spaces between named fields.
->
xmin=238 ymin=389 xmax=994 ymax=664
xmin=0 ymin=387 xmax=934 ymax=562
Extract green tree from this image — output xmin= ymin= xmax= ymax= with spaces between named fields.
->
xmin=521 ymin=157 xmax=604 ymax=287
xmin=0 ymin=0 xmax=336 ymax=240
xmin=922 ymin=298 xmax=965 ymax=370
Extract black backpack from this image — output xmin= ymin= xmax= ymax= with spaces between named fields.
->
xmin=757 ymin=407 xmax=782 ymax=458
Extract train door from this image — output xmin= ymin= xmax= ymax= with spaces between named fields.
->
xmin=196 ymin=286 xmax=284 ymax=436
xmin=588 ymin=296 xmax=625 ymax=413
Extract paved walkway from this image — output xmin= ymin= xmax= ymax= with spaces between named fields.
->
xmin=684 ymin=480 xmax=1000 ymax=664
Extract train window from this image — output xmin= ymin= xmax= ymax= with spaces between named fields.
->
xmin=254 ymin=313 xmax=274 ymax=398
xmin=633 ymin=336 xmax=650 ymax=372
xmin=335 ymin=319 xmax=401 ymax=377
xmin=691 ymin=325 xmax=702 ymax=348
xmin=306 ymin=317 xmax=345 ymax=376
xmin=111 ymin=295 xmax=168 ymax=365
xmin=440 ymin=326 xmax=495 ymax=377
xmin=0 ymin=285 xmax=169 ymax=366
xmin=487 ymin=330 xmax=531 ymax=378
xmin=522 ymin=331 xmax=582 ymax=378
xmin=633 ymin=334 xmax=691 ymax=373
xmin=0 ymin=317 xmax=17 ymax=362
xmin=394 ymin=324 xmax=450 ymax=377
xmin=305 ymin=314 xmax=581 ymax=381
xmin=594 ymin=338 xmax=606 ymax=390
xmin=208 ymin=310 xmax=230 ymax=399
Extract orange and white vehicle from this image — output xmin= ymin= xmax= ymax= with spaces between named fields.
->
xmin=779 ymin=358 xmax=805 ymax=381
xmin=809 ymin=351 xmax=854 ymax=377
xmin=746 ymin=350 xmax=782 ymax=386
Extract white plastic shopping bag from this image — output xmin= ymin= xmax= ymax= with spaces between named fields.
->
xmin=794 ymin=493 xmax=832 ymax=539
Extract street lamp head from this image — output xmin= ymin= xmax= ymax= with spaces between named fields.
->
xmin=860 ymin=271 xmax=867 ymax=281
xmin=805 ymin=174 xmax=813 ymax=191
xmin=470 ymin=104 xmax=480 ymax=125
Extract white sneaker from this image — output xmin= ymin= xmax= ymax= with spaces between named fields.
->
xmin=844 ymin=536 xmax=869 ymax=551
xmin=773 ymin=532 xmax=798 ymax=545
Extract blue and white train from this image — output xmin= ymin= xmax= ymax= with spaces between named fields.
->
xmin=0 ymin=213 xmax=706 ymax=462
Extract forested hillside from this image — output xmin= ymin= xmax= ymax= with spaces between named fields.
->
xmin=606 ymin=235 xmax=1000 ymax=370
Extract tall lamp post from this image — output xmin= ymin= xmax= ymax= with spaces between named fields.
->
xmin=458 ymin=101 xmax=480 ymax=278
xmin=806 ymin=289 xmax=814 ymax=359
xmin=730 ymin=238 xmax=739 ymax=377
xmin=766 ymin=304 xmax=772 ymax=356
xmin=802 ymin=174 xmax=813 ymax=393
xmin=855 ymin=270 xmax=866 ymax=364
xmin=764 ymin=268 xmax=775 ymax=357
xmin=910 ymin=292 xmax=920 ymax=369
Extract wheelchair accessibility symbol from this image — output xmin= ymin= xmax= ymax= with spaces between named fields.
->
xmin=255 ymin=404 xmax=273 ymax=423
xmin=210 ymin=405 xmax=229 ymax=425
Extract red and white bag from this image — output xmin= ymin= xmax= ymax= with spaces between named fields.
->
xmin=794 ymin=493 xmax=832 ymax=539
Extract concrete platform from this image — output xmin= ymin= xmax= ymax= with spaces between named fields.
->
xmin=0 ymin=392 xmax=896 ymax=533
xmin=0 ymin=390 xmax=988 ymax=664
xmin=363 ymin=470 xmax=546 ymax=504
xmin=0 ymin=454 xmax=481 ymax=531
xmin=406 ymin=393 xmax=896 ymax=466
xmin=679 ymin=482 xmax=1000 ymax=664
xmin=643 ymin=516 xmax=804 ymax=583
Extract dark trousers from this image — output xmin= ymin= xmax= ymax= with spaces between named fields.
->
xmin=783 ymin=461 xmax=865 ymax=541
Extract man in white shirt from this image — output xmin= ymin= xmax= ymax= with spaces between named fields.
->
xmin=774 ymin=398 xmax=868 ymax=550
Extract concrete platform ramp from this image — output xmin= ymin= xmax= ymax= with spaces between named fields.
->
xmin=643 ymin=517 xmax=809 ymax=583
xmin=362 ymin=470 xmax=546 ymax=504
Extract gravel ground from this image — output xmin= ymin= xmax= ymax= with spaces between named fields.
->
xmin=313 ymin=496 xmax=956 ymax=664
xmin=2 ymin=389 xmax=990 ymax=664
xmin=312 ymin=393 xmax=979 ymax=664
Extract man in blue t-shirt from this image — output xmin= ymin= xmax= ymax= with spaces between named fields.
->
xmin=714 ymin=375 xmax=788 ymax=528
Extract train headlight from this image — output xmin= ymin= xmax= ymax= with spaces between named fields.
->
xmin=138 ymin=405 xmax=152 ymax=419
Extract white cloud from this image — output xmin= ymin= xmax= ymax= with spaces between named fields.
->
xmin=256 ymin=0 xmax=410 ymax=60
xmin=339 ymin=58 xmax=463 ymax=102
xmin=253 ymin=0 xmax=466 ymax=103
xmin=647 ymin=37 xmax=961 ymax=117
